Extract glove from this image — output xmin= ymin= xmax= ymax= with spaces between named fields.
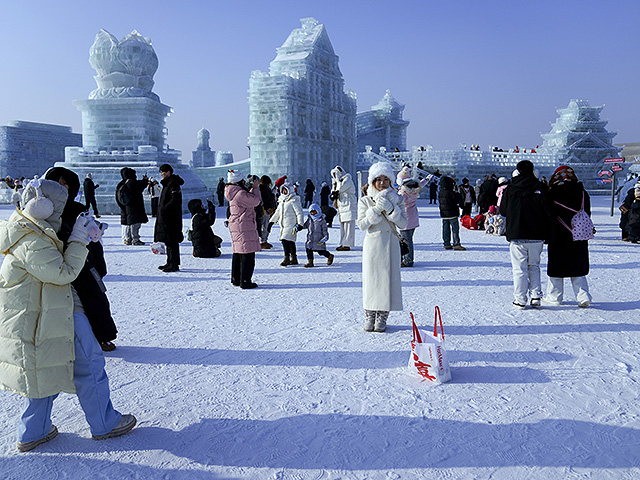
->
xmin=68 ymin=215 xmax=91 ymax=245
xmin=318 ymin=236 xmax=328 ymax=245
xmin=292 ymin=224 xmax=302 ymax=235
xmin=373 ymin=197 xmax=392 ymax=215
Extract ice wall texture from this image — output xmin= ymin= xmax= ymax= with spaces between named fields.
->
xmin=356 ymin=90 xmax=410 ymax=153
xmin=540 ymin=99 xmax=622 ymax=163
xmin=248 ymin=18 xmax=357 ymax=186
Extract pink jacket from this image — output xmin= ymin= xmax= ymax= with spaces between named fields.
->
xmin=399 ymin=178 xmax=427 ymax=230
xmin=225 ymin=184 xmax=262 ymax=254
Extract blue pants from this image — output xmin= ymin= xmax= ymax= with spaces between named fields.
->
xmin=400 ymin=228 xmax=415 ymax=266
xmin=442 ymin=218 xmax=461 ymax=247
xmin=18 ymin=313 xmax=121 ymax=442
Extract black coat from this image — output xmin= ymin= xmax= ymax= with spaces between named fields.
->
xmin=259 ymin=183 xmax=276 ymax=213
xmin=459 ymin=183 xmax=476 ymax=204
xmin=59 ymin=201 xmax=117 ymax=343
xmin=500 ymin=174 xmax=549 ymax=242
xmin=154 ymin=174 xmax=184 ymax=244
xmin=546 ymin=181 xmax=590 ymax=278
xmin=188 ymin=199 xmax=221 ymax=258
xmin=479 ymin=177 xmax=499 ymax=211
xmin=84 ymin=178 xmax=99 ymax=200
xmin=623 ymin=190 xmax=640 ymax=239
xmin=117 ymin=168 xmax=148 ymax=225
xmin=320 ymin=185 xmax=331 ymax=207
xmin=438 ymin=177 xmax=463 ymax=218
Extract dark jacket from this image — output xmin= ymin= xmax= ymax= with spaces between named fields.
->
xmin=117 ymin=168 xmax=148 ymax=225
xmin=459 ymin=183 xmax=476 ymax=204
xmin=438 ymin=177 xmax=463 ymax=218
xmin=154 ymin=174 xmax=184 ymax=244
xmin=188 ymin=199 xmax=221 ymax=258
xmin=259 ymin=183 xmax=276 ymax=214
xmin=546 ymin=181 xmax=590 ymax=278
xmin=623 ymin=189 xmax=640 ymax=239
xmin=304 ymin=180 xmax=315 ymax=201
xmin=320 ymin=184 xmax=331 ymax=207
xmin=84 ymin=177 xmax=99 ymax=199
xmin=478 ymin=176 xmax=499 ymax=212
xmin=499 ymin=174 xmax=549 ymax=242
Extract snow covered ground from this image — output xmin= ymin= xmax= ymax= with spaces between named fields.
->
xmin=1 ymin=195 xmax=639 ymax=480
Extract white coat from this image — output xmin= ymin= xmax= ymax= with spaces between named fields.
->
xmin=270 ymin=192 xmax=304 ymax=242
xmin=357 ymin=187 xmax=407 ymax=311
xmin=332 ymin=173 xmax=357 ymax=223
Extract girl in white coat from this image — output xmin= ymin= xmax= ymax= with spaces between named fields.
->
xmin=331 ymin=166 xmax=357 ymax=251
xmin=357 ymin=162 xmax=408 ymax=332
xmin=269 ymin=183 xmax=304 ymax=266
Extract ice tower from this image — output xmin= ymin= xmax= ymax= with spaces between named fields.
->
xmin=248 ymin=18 xmax=357 ymax=185
xmin=540 ymin=99 xmax=621 ymax=163
xmin=356 ymin=90 xmax=410 ymax=153
xmin=62 ymin=29 xmax=209 ymax=214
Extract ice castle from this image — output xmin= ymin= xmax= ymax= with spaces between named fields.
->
xmin=248 ymin=18 xmax=357 ymax=186
xmin=356 ymin=90 xmax=410 ymax=153
xmin=61 ymin=29 xmax=209 ymax=214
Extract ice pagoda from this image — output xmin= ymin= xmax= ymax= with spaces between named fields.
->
xmin=248 ymin=18 xmax=357 ymax=185
xmin=540 ymin=99 xmax=621 ymax=163
xmin=61 ymin=29 xmax=209 ymax=214
xmin=356 ymin=90 xmax=410 ymax=153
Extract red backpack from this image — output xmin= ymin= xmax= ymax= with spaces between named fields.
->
xmin=460 ymin=215 xmax=477 ymax=230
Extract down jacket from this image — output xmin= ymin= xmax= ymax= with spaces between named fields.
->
xmin=399 ymin=178 xmax=428 ymax=230
xmin=269 ymin=188 xmax=304 ymax=242
xmin=357 ymin=187 xmax=407 ymax=311
xmin=0 ymin=211 xmax=88 ymax=398
xmin=117 ymin=167 xmax=148 ymax=226
xmin=154 ymin=174 xmax=184 ymax=244
xmin=225 ymin=183 xmax=262 ymax=254
xmin=331 ymin=169 xmax=357 ymax=222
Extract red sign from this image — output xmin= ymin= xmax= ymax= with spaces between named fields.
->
xmin=600 ymin=178 xmax=613 ymax=183
xmin=612 ymin=165 xmax=623 ymax=172
xmin=598 ymin=170 xmax=613 ymax=177
xmin=603 ymin=157 xmax=624 ymax=163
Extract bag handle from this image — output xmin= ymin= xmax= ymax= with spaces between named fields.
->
xmin=554 ymin=191 xmax=584 ymax=214
xmin=381 ymin=211 xmax=403 ymax=242
xmin=434 ymin=306 xmax=444 ymax=340
xmin=410 ymin=312 xmax=423 ymax=343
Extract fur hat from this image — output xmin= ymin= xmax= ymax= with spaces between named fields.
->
xmin=331 ymin=165 xmax=345 ymax=180
xmin=396 ymin=166 xmax=411 ymax=186
xmin=21 ymin=179 xmax=68 ymax=231
xmin=498 ymin=177 xmax=508 ymax=185
xmin=368 ymin=161 xmax=395 ymax=186
xmin=227 ymin=169 xmax=244 ymax=183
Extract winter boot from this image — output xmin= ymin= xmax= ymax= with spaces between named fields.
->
xmin=304 ymin=258 xmax=314 ymax=268
xmin=374 ymin=311 xmax=389 ymax=333
xmin=327 ymin=253 xmax=334 ymax=266
xmin=363 ymin=310 xmax=375 ymax=332
xmin=290 ymin=252 xmax=299 ymax=265
xmin=280 ymin=255 xmax=291 ymax=267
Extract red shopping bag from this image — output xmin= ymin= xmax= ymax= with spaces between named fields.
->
xmin=408 ymin=307 xmax=452 ymax=383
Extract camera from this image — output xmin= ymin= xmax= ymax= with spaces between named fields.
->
xmin=80 ymin=212 xmax=108 ymax=242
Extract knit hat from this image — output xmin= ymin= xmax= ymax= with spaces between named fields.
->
xmin=368 ymin=161 xmax=395 ymax=186
xmin=396 ymin=166 xmax=411 ymax=186
xmin=227 ymin=169 xmax=244 ymax=183
xmin=516 ymin=160 xmax=534 ymax=176
xmin=498 ymin=177 xmax=508 ymax=185
xmin=21 ymin=178 xmax=68 ymax=231
xmin=488 ymin=205 xmax=497 ymax=214
xmin=550 ymin=165 xmax=578 ymax=185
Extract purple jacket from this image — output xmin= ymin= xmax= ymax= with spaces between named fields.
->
xmin=225 ymin=184 xmax=262 ymax=254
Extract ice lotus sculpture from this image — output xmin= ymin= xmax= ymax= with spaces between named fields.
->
xmin=88 ymin=29 xmax=159 ymax=100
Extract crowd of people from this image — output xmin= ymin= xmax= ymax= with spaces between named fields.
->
xmin=1 ymin=159 xmax=637 ymax=453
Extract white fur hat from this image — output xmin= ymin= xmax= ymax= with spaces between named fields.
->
xmin=368 ymin=162 xmax=395 ymax=186
xmin=227 ymin=170 xmax=244 ymax=183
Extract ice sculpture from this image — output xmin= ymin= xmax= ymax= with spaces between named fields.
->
xmin=61 ymin=29 xmax=210 ymax=214
xmin=191 ymin=128 xmax=216 ymax=168
xmin=248 ymin=18 xmax=357 ymax=186
xmin=357 ymin=90 xmax=410 ymax=153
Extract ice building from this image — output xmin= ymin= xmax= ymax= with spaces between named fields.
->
xmin=356 ymin=90 xmax=409 ymax=153
xmin=0 ymin=121 xmax=82 ymax=181
xmin=356 ymin=99 xmax=621 ymax=191
xmin=248 ymin=18 xmax=357 ymax=186
xmin=540 ymin=99 xmax=622 ymax=164
xmin=191 ymin=128 xmax=216 ymax=168
xmin=61 ymin=29 xmax=209 ymax=214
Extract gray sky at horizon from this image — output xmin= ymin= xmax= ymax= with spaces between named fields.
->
xmin=2 ymin=0 xmax=639 ymax=162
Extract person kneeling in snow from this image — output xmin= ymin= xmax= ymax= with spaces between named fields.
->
xmin=188 ymin=198 xmax=221 ymax=258
xmin=297 ymin=203 xmax=334 ymax=267
xmin=0 ymin=179 xmax=136 ymax=452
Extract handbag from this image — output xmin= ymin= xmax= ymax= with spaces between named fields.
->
xmin=381 ymin=212 xmax=410 ymax=256
xmin=408 ymin=308 xmax=452 ymax=383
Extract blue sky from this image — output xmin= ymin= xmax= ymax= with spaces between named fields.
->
xmin=1 ymin=0 xmax=639 ymax=161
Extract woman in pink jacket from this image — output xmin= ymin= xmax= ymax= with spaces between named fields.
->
xmin=398 ymin=176 xmax=428 ymax=267
xmin=225 ymin=170 xmax=262 ymax=289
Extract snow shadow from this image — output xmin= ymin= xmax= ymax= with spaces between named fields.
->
xmin=446 ymin=322 xmax=640 ymax=335
xmin=63 ymin=415 xmax=640 ymax=470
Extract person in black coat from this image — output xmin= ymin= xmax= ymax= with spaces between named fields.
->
xmin=459 ymin=177 xmax=476 ymax=216
xmin=116 ymin=167 xmax=148 ymax=245
xmin=478 ymin=174 xmax=499 ymax=214
xmin=45 ymin=167 xmax=118 ymax=351
xmin=438 ymin=176 xmax=465 ymax=250
xmin=621 ymin=183 xmax=640 ymax=243
xmin=429 ymin=180 xmax=438 ymax=204
xmin=83 ymin=173 xmax=100 ymax=217
xmin=499 ymin=160 xmax=550 ymax=309
xmin=544 ymin=165 xmax=592 ymax=307
xmin=303 ymin=179 xmax=315 ymax=208
xmin=319 ymin=181 xmax=337 ymax=228
xmin=216 ymin=177 xmax=226 ymax=207
xmin=154 ymin=164 xmax=184 ymax=272
xmin=258 ymin=175 xmax=276 ymax=249
xmin=188 ymin=198 xmax=221 ymax=258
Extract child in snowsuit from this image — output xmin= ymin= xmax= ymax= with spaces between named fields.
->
xmin=298 ymin=203 xmax=334 ymax=267
xmin=269 ymin=183 xmax=304 ymax=266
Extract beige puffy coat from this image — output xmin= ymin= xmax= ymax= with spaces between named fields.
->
xmin=0 ymin=211 xmax=88 ymax=398
xmin=269 ymin=189 xmax=304 ymax=242
xmin=357 ymin=187 xmax=407 ymax=311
